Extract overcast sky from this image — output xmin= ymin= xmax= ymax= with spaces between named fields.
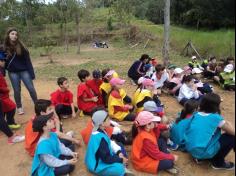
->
xmin=16 ymin=0 xmax=57 ymax=4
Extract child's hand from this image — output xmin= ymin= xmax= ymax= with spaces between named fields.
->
xmin=68 ymin=158 xmax=78 ymax=165
xmin=173 ymin=154 xmax=178 ymax=162
xmin=73 ymin=139 xmax=81 ymax=146
xmin=124 ymin=104 xmax=133 ymax=110
xmin=72 ymin=152 xmax=79 ymax=159
xmin=92 ymin=96 xmax=98 ymax=102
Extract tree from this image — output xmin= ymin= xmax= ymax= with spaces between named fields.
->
xmin=162 ymin=0 xmax=170 ymax=66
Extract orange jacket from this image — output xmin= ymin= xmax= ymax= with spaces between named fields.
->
xmin=24 ymin=119 xmax=40 ymax=157
xmin=80 ymin=119 xmax=114 ymax=145
xmin=131 ymin=130 xmax=159 ymax=174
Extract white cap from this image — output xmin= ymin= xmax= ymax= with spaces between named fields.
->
xmin=224 ymin=64 xmax=234 ymax=73
xmin=137 ymin=77 xmax=145 ymax=85
xmin=174 ymin=68 xmax=184 ymax=74
xmin=192 ymin=56 xmax=197 ymax=60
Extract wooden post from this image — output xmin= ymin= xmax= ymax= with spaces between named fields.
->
xmin=162 ymin=0 xmax=170 ymax=66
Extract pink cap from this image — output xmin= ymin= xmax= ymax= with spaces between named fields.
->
xmin=142 ymin=78 xmax=155 ymax=87
xmin=135 ymin=111 xmax=161 ymax=126
xmin=183 ymin=66 xmax=192 ymax=74
xmin=105 ymin=70 xmax=115 ymax=78
xmin=110 ymin=78 xmax=125 ymax=86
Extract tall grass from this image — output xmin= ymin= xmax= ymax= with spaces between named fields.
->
xmin=134 ymin=20 xmax=235 ymax=58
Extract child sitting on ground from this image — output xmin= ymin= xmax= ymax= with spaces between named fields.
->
xmin=133 ymin=77 xmax=163 ymax=115
xmin=219 ymin=64 xmax=235 ymax=91
xmin=203 ymin=56 xmax=217 ymax=79
xmin=188 ymin=56 xmax=204 ymax=74
xmin=100 ymin=69 xmax=119 ymax=107
xmin=80 ymin=107 xmax=131 ymax=145
xmin=131 ymin=111 xmax=178 ymax=175
xmin=108 ymin=78 xmax=136 ymax=121
xmin=51 ymin=77 xmax=78 ymax=119
xmin=166 ymin=68 xmax=184 ymax=96
xmin=85 ymin=109 xmax=132 ymax=176
xmin=31 ymin=113 xmax=78 ymax=176
xmin=77 ymin=69 xmax=99 ymax=116
xmin=176 ymin=100 xmax=199 ymax=123
xmin=25 ymin=99 xmax=80 ymax=157
xmin=178 ymin=75 xmax=201 ymax=106
xmin=86 ymin=69 xmax=104 ymax=106
xmin=0 ymin=51 xmax=21 ymax=130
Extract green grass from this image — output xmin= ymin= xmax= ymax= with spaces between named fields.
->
xmin=134 ymin=19 xmax=235 ymax=58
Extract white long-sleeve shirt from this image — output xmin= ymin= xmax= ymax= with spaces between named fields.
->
xmin=39 ymin=137 xmax=73 ymax=168
xmin=151 ymin=70 xmax=169 ymax=89
xmin=178 ymin=83 xmax=199 ymax=102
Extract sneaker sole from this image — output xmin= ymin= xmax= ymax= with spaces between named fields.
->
xmin=211 ymin=164 xmax=235 ymax=171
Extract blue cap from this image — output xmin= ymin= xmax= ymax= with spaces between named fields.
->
xmin=0 ymin=51 xmax=6 ymax=61
xmin=93 ymin=70 xmax=101 ymax=79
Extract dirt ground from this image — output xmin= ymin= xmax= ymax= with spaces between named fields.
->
xmin=0 ymin=49 xmax=235 ymax=176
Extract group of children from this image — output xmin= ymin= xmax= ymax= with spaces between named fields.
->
xmin=0 ymin=50 xmax=235 ymax=176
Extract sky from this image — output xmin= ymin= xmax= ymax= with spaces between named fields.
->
xmin=16 ymin=0 xmax=57 ymax=4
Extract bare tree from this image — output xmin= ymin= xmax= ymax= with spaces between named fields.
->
xmin=162 ymin=0 xmax=170 ymax=66
xmin=76 ymin=2 xmax=81 ymax=54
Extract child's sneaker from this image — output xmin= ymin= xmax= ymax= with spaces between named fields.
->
xmin=167 ymin=139 xmax=179 ymax=151
xmin=125 ymin=168 xmax=135 ymax=176
xmin=8 ymin=135 xmax=25 ymax=144
xmin=17 ymin=108 xmax=24 ymax=115
xmin=8 ymin=124 xmax=21 ymax=130
xmin=166 ymin=167 xmax=179 ymax=175
xmin=211 ymin=162 xmax=235 ymax=170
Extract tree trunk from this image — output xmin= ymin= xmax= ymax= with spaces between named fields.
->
xmin=162 ymin=0 xmax=170 ymax=67
xmin=76 ymin=9 xmax=81 ymax=54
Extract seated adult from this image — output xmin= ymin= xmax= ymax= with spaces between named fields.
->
xmin=183 ymin=93 xmax=235 ymax=170
xmin=151 ymin=64 xmax=169 ymax=95
xmin=128 ymin=54 xmax=150 ymax=85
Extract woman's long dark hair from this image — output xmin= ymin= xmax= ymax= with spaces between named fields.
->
xmin=199 ymin=93 xmax=221 ymax=114
xmin=4 ymin=27 xmax=27 ymax=58
xmin=176 ymin=100 xmax=199 ymax=123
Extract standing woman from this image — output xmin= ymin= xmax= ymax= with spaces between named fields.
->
xmin=4 ymin=28 xmax=37 ymax=115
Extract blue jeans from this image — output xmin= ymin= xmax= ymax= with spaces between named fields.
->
xmin=8 ymin=71 xmax=37 ymax=108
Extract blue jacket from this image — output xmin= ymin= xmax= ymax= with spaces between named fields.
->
xmin=184 ymin=112 xmax=223 ymax=159
xmin=31 ymin=132 xmax=61 ymax=176
xmin=5 ymin=49 xmax=35 ymax=80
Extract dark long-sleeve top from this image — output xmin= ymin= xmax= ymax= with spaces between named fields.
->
xmin=95 ymin=129 xmax=123 ymax=164
xmin=5 ymin=48 xmax=35 ymax=80
xmin=128 ymin=60 xmax=146 ymax=80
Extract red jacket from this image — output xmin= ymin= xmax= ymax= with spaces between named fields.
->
xmin=50 ymin=89 xmax=73 ymax=106
xmin=86 ymin=79 xmax=104 ymax=106
xmin=0 ymin=72 xmax=16 ymax=112
xmin=77 ymin=83 xmax=98 ymax=112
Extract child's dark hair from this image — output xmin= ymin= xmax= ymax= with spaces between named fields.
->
xmin=132 ymin=124 xmax=145 ymax=140
xmin=35 ymin=99 xmax=52 ymax=116
xmin=155 ymin=64 xmax=165 ymax=73
xmin=32 ymin=113 xmax=54 ymax=133
xmin=176 ymin=100 xmax=199 ymax=123
xmin=101 ymin=68 xmax=110 ymax=82
xmin=78 ymin=69 xmax=90 ymax=82
xmin=199 ymin=93 xmax=221 ymax=114
xmin=226 ymin=56 xmax=235 ymax=64
xmin=57 ymin=77 xmax=67 ymax=86
xmin=183 ymin=75 xmax=194 ymax=83
xmin=209 ymin=56 xmax=216 ymax=61
xmin=140 ymin=54 xmax=150 ymax=62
